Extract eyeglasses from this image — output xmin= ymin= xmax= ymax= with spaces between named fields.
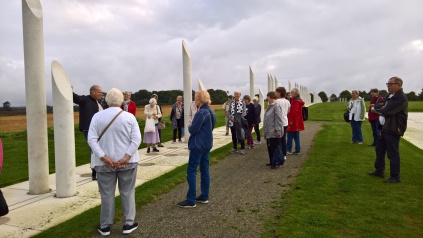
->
xmin=386 ymin=83 xmax=398 ymax=86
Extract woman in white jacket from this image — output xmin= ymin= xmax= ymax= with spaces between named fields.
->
xmin=88 ymin=88 xmax=141 ymax=235
xmin=348 ymin=90 xmax=366 ymax=144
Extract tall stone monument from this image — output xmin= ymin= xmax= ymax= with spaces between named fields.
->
xmin=22 ymin=0 xmax=49 ymax=194
xmin=182 ymin=40 xmax=192 ymax=140
xmin=259 ymin=88 xmax=265 ymax=122
xmin=51 ymin=61 xmax=77 ymax=198
xmin=249 ymin=66 xmax=254 ymax=97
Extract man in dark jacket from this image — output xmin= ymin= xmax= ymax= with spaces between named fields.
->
xmin=73 ymin=85 xmax=106 ymax=180
xmin=368 ymin=77 xmax=408 ymax=183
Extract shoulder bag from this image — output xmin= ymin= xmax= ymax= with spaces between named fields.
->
xmin=98 ymin=110 xmax=124 ymax=141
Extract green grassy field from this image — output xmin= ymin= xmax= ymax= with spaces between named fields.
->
xmin=264 ymin=101 xmax=423 ymax=237
xmin=0 ymin=109 xmax=226 ymax=188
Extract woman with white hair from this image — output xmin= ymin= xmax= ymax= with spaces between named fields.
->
xmin=144 ymin=98 xmax=162 ymax=152
xmin=88 ymin=88 xmax=141 ymax=235
xmin=348 ymin=89 xmax=366 ymax=144
xmin=286 ymin=87 xmax=305 ymax=155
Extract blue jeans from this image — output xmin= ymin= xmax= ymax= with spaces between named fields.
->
xmin=186 ymin=150 xmax=210 ymax=204
xmin=350 ymin=116 xmax=363 ymax=143
xmin=370 ymin=120 xmax=380 ymax=144
xmin=287 ymin=131 xmax=300 ymax=153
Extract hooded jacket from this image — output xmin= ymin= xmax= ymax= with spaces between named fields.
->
xmin=287 ymin=97 xmax=305 ymax=132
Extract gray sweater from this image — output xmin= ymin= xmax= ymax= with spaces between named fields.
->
xmin=263 ymin=103 xmax=283 ymax=138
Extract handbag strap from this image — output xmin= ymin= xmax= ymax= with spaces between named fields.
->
xmin=98 ymin=110 xmax=124 ymax=141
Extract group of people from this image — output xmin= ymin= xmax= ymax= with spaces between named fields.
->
xmin=223 ymin=87 xmax=304 ymax=169
xmin=347 ymin=77 xmax=408 ymax=183
xmin=73 ymin=86 xmax=216 ymax=235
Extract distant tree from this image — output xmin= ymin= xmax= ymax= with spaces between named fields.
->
xmin=359 ymin=90 xmax=368 ymax=100
xmin=3 ymin=101 xmax=11 ymax=111
xmin=207 ymin=89 xmax=228 ymax=104
xmin=339 ymin=90 xmax=352 ymax=101
xmin=318 ymin=91 xmax=328 ymax=102
xmin=406 ymin=91 xmax=418 ymax=101
xmin=379 ymin=89 xmax=388 ymax=98
xmin=329 ymin=94 xmax=338 ymax=102
xmin=418 ymin=88 xmax=423 ymax=101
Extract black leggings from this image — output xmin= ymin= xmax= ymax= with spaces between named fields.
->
xmin=173 ymin=118 xmax=182 ymax=141
xmin=230 ymin=126 xmax=245 ymax=150
xmin=253 ymin=124 xmax=261 ymax=142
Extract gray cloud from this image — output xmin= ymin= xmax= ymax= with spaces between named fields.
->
xmin=1 ymin=0 xmax=422 ymax=106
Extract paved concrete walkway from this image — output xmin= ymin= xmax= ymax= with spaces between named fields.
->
xmin=0 ymin=113 xmax=421 ymax=238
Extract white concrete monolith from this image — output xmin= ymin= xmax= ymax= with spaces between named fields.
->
xmin=267 ymin=74 xmax=272 ymax=93
xmin=182 ymin=40 xmax=192 ymax=140
xmin=274 ymin=77 xmax=278 ymax=90
xmin=22 ymin=0 xmax=49 ymax=194
xmin=288 ymin=80 xmax=291 ymax=91
xmin=198 ymin=79 xmax=206 ymax=91
xmin=259 ymin=88 xmax=265 ymax=122
xmin=51 ymin=61 xmax=77 ymax=198
xmin=249 ymin=66 xmax=254 ymax=97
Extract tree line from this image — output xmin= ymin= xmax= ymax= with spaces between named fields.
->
xmin=317 ymin=88 xmax=423 ymax=102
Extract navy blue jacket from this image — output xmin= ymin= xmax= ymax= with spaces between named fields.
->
xmin=380 ymin=89 xmax=408 ymax=136
xmin=73 ymin=93 xmax=106 ymax=132
xmin=188 ymin=104 xmax=216 ymax=152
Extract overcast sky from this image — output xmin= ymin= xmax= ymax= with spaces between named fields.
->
xmin=1 ymin=0 xmax=423 ymax=106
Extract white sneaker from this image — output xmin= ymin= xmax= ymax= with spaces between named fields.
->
xmin=284 ymin=156 xmax=287 ymax=161
xmin=240 ymin=149 xmax=245 ymax=155
xmin=254 ymin=141 xmax=261 ymax=145
xmin=230 ymin=149 xmax=237 ymax=153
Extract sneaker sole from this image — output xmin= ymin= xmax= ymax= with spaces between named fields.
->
xmin=196 ymin=200 xmax=209 ymax=204
xmin=98 ymin=230 xmax=110 ymax=236
xmin=178 ymin=204 xmax=197 ymax=208
xmin=123 ymin=225 xmax=139 ymax=234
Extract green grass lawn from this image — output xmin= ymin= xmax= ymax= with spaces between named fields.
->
xmin=264 ymin=101 xmax=423 ymax=237
xmin=0 ymin=109 xmax=226 ymax=188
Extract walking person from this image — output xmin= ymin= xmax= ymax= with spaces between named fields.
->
xmin=348 ymin=90 xmax=366 ymax=144
xmin=229 ymin=90 xmax=250 ymax=155
xmin=151 ymin=94 xmax=164 ymax=147
xmin=275 ymin=87 xmax=290 ymax=160
xmin=243 ymin=95 xmax=256 ymax=149
xmin=263 ymin=91 xmax=284 ymax=169
xmin=73 ymin=84 xmax=107 ymax=180
xmin=368 ymin=77 xmax=408 ymax=183
xmin=144 ymin=98 xmax=161 ymax=153
xmin=222 ymin=95 xmax=233 ymax=136
xmin=368 ymin=89 xmax=384 ymax=146
xmin=178 ymin=90 xmax=216 ymax=208
xmin=286 ymin=88 xmax=305 ymax=155
xmin=253 ymin=96 xmax=262 ymax=144
xmin=121 ymin=91 xmax=136 ymax=116
xmin=170 ymin=96 xmax=184 ymax=143
xmin=87 ymin=88 xmax=141 ymax=235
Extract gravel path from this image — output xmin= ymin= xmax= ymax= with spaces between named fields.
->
xmin=103 ymin=122 xmax=322 ymax=238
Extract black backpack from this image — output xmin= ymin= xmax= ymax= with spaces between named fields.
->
xmin=302 ymin=106 xmax=308 ymax=121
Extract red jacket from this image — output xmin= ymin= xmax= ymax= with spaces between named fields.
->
xmin=121 ymin=100 xmax=137 ymax=116
xmin=368 ymin=96 xmax=383 ymax=121
xmin=287 ymin=97 xmax=305 ymax=132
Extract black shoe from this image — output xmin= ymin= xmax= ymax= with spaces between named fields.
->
xmin=152 ymin=148 xmax=159 ymax=152
xmin=98 ymin=226 xmax=111 ymax=236
xmin=368 ymin=171 xmax=385 ymax=178
xmin=270 ymin=165 xmax=277 ymax=169
xmin=369 ymin=143 xmax=376 ymax=146
xmin=195 ymin=196 xmax=209 ymax=204
xmin=177 ymin=200 xmax=196 ymax=208
xmin=123 ymin=222 xmax=139 ymax=234
xmin=147 ymin=147 xmax=150 ymax=153
xmin=158 ymin=143 xmax=164 ymax=147
xmin=92 ymin=176 xmax=97 ymax=181
xmin=266 ymin=163 xmax=271 ymax=166
xmin=384 ymin=177 xmax=400 ymax=183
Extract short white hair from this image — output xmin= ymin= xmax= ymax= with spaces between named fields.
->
xmin=105 ymin=88 xmax=124 ymax=107
xmin=149 ymin=98 xmax=157 ymax=105
xmin=234 ymin=90 xmax=241 ymax=95
xmin=291 ymin=87 xmax=300 ymax=97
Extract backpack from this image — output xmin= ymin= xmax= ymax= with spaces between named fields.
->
xmin=302 ymin=106 xmax=308 ymax=121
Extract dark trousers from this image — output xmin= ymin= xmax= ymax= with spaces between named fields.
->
xmin=253 ymin=124 xmax=261 ymax=142
xmin=266 ymin=138 xmax=280 ymax=166
xmin=374 ymin=131 xmax=401 ymax=179
xmin=83 ymin=131 xmax=96 ymax=178
xmin=173 ymin=119 xmax=182 ymax=141
xmin=370 ymin=120 xmax=380 ymax=144
xmin=280 ymin=126 xmax=287 ymax=156
xmin=230 ymin=126 xmax=245 ymax=150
